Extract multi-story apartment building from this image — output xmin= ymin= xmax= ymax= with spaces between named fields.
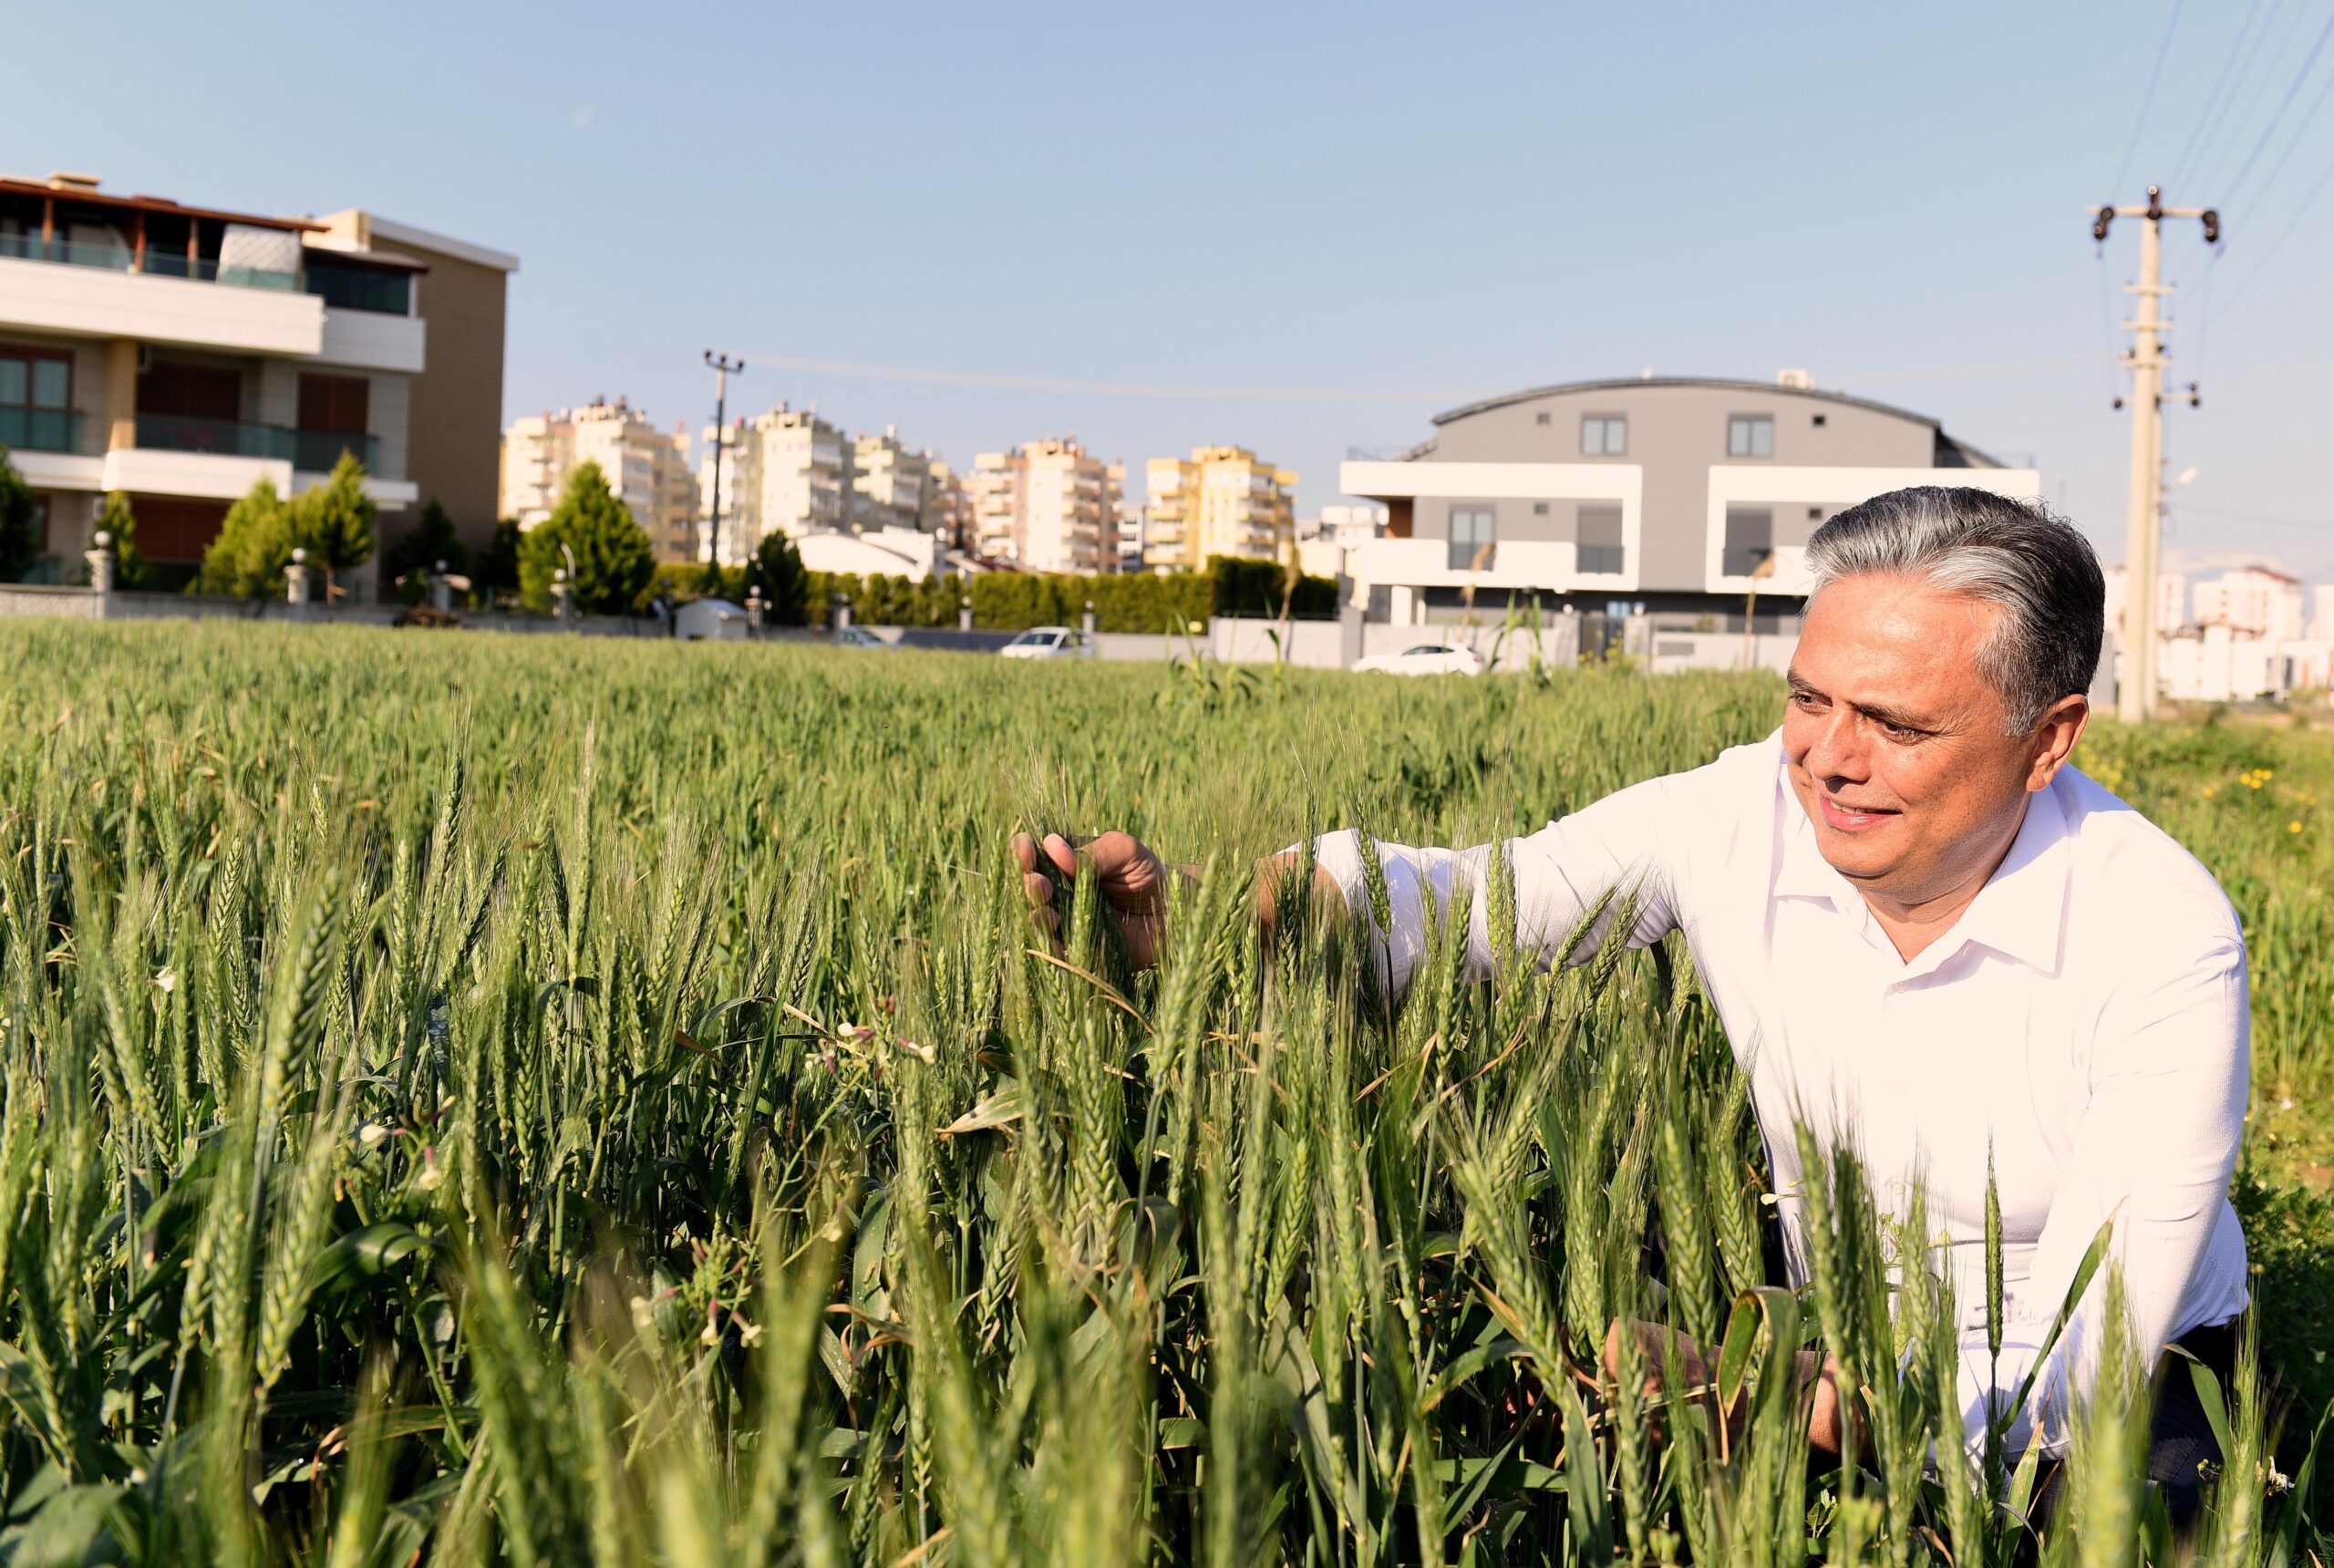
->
xmin=499 ymin=397 xmax=696 ymax=561
xmin=926 ymin=457 xmax=970 ymax=551
xmin=2193 ymin=565 xmax=2306 ymax=642
xmin=1115 ymin=497 xmax=1147 ymax=573
xmin=0 ymin=172 xmax=516 ymax=590
xmin=1336 ymin=374 xmax=2038 ymax=624
xmin=1294 ymin=501 xmax=1389 ymax=580
xmin=1142 ymin=445 xmax=1297 ymax=572
xmin=700 ymin=403 xmax=849 ymax=563
xmin=968 ymin=438 xmax=1123 ymax=573
xmin=2102 ymin=566 xmax=2189 ymax=638
xmin=849 ymin=426 xmax=966 ymax=539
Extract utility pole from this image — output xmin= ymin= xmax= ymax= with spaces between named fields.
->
xmin=702 ymin=351 xmax=746 ymax=572
xmin=2091 ymin=187 xmax=2217 ymax=722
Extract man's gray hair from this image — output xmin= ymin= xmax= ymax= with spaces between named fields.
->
xmin=1804 ymin=487 xmax=2105 ymax=733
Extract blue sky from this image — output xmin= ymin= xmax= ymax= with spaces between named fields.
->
xmin=8 ymin=0 xmax=2333 ymax=580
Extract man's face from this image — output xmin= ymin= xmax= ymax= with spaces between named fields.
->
xmin=1782 ymin=573 xmax=2050 ymax=906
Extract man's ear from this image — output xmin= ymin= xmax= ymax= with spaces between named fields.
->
xmin=2027 ymin=694 xmax=2090 ymax=791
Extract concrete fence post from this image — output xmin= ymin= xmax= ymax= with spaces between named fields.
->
xmin=745 ymin=586 xmax=764 ymax=635
xmin=87 ymin=530 xmax=116 ymax=598
xmin=552 ymin=568 xmax=573 ymax=627
xmin=1081 ymin=599 xmax=1097 ymax=638
xmin=958 ymin=597 xmax=973 ymax=633
xmin=834 ymin=594 xmax=852 ymax=631
xmin=429 ymin=560 xmax=454 ymax=614
xmin=286 ymin=548 xmax=311 ymax=608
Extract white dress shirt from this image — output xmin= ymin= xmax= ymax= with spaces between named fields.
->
xmin=1310 ymin=732 xmax=2249 ymax=1452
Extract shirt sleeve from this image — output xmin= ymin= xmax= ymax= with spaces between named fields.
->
xmin=1300 ymin=767 xmax=1713 ymax=996
xmin=1956 ymin=936 xmax=2250 ymax=1456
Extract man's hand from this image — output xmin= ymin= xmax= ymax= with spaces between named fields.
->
xmin=1601 ymin=1316 xmax=1850 ymax=1457
xmin=1013 ymin=830 xmax=1173 ymax=969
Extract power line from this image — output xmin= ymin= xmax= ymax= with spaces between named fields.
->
xmin=2185 ymin=0 xmax=2305 ymax=190
xmin=2218 ymin=7 xmax=2334 ymax=202
xmin=2213 ymin=139 xmax=2334 ymax=314
xmin=2173 ymin=501 xmax=2334 ymax=531
xmin=2222 ymin=24 xmax=2334 ymax=213
xmin=2168 ymin=0 xmax=2277 ymax=191
xmin=2114 ymin=0 xmax=2188 ymax=194
xmin=735 ymin=352 xmax=1466 ymax=404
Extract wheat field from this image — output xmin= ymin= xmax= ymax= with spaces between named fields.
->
xmin=0 ymin=619 xmax=2326 ymax=1566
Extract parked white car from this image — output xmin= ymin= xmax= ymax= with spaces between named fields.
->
xmin=1349 ymin=643 xmax=1487 ymax=676
xmin=832 ymin=625 xmax=895 ymax=650
xmin=999 ymin=626 xmax=1093 ymax=660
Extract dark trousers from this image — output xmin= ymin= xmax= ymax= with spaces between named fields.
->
xmin=2029 ymin=1318 xmax=2239 ymax=1534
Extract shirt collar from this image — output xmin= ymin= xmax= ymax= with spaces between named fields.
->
xmin=1939 ymin=781 xmax=2072 ymax=975
xmin=1774 ymin=774 xmax=1849 ymax=904
xmin=1771 ymin=763 xmax=2075 ymax=975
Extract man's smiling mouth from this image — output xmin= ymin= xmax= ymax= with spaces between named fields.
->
xmin=1819 ymin=795 xmax=1902 ymax=830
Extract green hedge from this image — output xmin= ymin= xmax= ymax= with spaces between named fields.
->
xmin=801 ymin=557 xmax=1336 ymax=634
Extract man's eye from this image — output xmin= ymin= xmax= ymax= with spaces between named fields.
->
xmin=1790 ymin=690 xmax=1821 ymax=708
xmin=1881 ymin=720 xmax=1921 ymax=740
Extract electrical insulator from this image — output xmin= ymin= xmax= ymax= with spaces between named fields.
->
xmin=2092 ymin=210 xmax=2113 ymax=242
xmin=2201 ymin=210 xmax=2221 ymax=243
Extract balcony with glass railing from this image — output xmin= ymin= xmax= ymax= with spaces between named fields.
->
xmin=0 ymin=232 xmax=298 ymax=292
xmin=0 ymin=405 xmax=82 ymax=454
xmin=134 ymin=414 xmax=378 ymax=471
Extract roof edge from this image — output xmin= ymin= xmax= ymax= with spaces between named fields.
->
xmin=319 ymin=209 xmax=519 ymax=273
xmin=1430 ymin=376 xmax=1950 ymax=432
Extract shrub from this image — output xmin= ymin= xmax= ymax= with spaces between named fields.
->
xmin=518 ymin=461 xmax=656 ymax=614
xmin=0 ymin=446 xmax=40 ymax=582
xmin=383 ymin=499 xmax=472 ymax=603
xmin=196 ymin=477 xmax=299 ymax=598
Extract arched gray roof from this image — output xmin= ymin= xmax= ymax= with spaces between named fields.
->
xmin=1433 ymin=377 xmax=1941 ymax=431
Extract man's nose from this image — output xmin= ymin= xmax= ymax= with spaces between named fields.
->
xmin=1803 ymin=709 xmax=1871 ymax=782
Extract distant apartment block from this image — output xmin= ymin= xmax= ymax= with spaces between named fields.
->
xmin=0 ymin=172 xmax=516 ymax=589
xmin=850 ymin=426 xmax=963 ymax=538
xmin=1337 ymin=375 xmax=2038 ymax=624
xmin=1295 ymin=501 xmax=1389 ymax=580
xmin=1115 ymin=496 xmax=1147 ymax=573
xmin=697 ymin=403 xmax=849 ymax=563
xmin=1142 ymin=445 xmax=1296 ymax=572
xmin=2102 ymin=566 xmax=2189 ymax=641
xmin=2193 ymin=565 xmax=2306 ymax=642
xmin=970 ymin=438 xmax=1123 ymax=573
xmin=500 ymin=397 xmax=696 ymax=561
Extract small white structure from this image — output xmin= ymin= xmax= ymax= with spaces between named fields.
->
xmin=793 ymin=526 xmax=942 ymax=580
xmin=675 ymin=597 xmax=749 ymax=642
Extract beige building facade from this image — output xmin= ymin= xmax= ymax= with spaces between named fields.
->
xmin=499 ymin=397 xmax=697 ymax=561
xmin=697 ymin=403 xmax=848 ymax=563
xmin=0 ymin=171 xmax=514 ymax=592
xmin=1142 ymin=445 xmax=1297 ymax=571
xmin=970 ymin=437 xmax=1123 ymax=573
xmin=850 ymin=426 xmax=963 ymax=538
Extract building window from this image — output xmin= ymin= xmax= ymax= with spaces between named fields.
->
xmin=1581 ymin=415 xmax=1627 ymax=456
xmin=1449 ymin=506 xmax=1495 ymax=571
xmin=0 ymin=344 xmax=77 ymax=454
xmin=1533 ymin=501 xmax=1549 ymax=516
xmin=1812 ymin=414 xmax=1828 ymax=428
xmin=1577 ymin=504 xmax=1625 ymax=574
xmin=1727 ymin=415 xmax=1775 ymax=459
xmin=303 ymin=254 xmax=412 ymax=316
xmin=1535 ymin=411 xmax=1551 ymax=425
xmin=1723 ymin=505 xmax=1774 ymax=576
xmin=297 ymin=374 xmax=373 ymax=470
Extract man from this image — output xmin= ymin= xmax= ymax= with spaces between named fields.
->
xmin=1016 ymin=487 xmax=2248 ymax=1492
